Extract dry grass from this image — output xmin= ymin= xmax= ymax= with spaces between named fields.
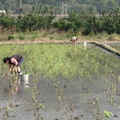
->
xmin=0 ymin=28 xmax=120 ymax=43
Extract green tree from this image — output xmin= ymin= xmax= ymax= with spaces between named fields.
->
xmin=0 ymin=2 xmax=4 ymax=10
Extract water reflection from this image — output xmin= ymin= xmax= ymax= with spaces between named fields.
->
xmin=20 ymin=78 xmax=29 ymax=88
xmin=117 ymin=75 xmax=120 ymax=83
xmin=4 ymin=75 xmax=30 ymax=95
xmin=4 ymin=76 xmax=20 ymax=95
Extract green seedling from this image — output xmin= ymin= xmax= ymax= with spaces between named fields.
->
xmin=104 ymin=110 xmax=113 ymax=118
xmin=22 ymin=71 xmax=30 ymax=75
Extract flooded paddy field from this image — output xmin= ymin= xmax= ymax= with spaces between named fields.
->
xmin=0 ymin=43 xmax=120 ymax=120
xmin=112 ymin=46 xmax=120 ymax=52
xmin=108 ymin=42 xmax=120 ymax=51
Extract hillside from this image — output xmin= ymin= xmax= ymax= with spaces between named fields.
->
xmin=0 ymin=0 xmax=120 ymax=14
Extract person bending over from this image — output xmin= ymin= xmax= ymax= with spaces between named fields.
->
xmin=3 ymin=54 xmax=24 ymax=75
xmin=69 ymin=37 xmax=78 ymax=44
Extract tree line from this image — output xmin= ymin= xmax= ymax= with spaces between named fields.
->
xmin=0 ymin=8 xmax=120 ymax=36
xmin=0 ymin=0 xmax=120 ymax=14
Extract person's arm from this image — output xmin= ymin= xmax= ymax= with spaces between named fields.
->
xmin=5 ymin=64 xmax=13 ymax=75
xmin=11 ymin=58 xmax=18 ymax=66
xmin=69 ymin=38 xmax=73 ymax=44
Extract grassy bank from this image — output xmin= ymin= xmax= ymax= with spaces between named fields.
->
xmin=0 ymin=29 xmax=120 ymax=43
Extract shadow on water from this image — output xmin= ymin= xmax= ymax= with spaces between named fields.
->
xmin=0 ymin=44 xmax=120 ymax=120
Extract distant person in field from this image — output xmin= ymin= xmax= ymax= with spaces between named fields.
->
xmin=69 ymin=37 xmax=78 ymax=44
xmin=3 ymin=54 xmax=24 ymax=75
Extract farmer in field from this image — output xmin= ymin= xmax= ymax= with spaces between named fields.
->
xmin=69 ymin=37 xmax=78 ymax=44
xmin=3 ymin=54 xmax=24 ymax=75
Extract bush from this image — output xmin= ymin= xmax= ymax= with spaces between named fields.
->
xmin=49 ymin=36 xmax=54 ymax=40
xmin=18 ymin=35 xmax=25 ymax=40
xmin=8 ymin=35 xmax=15 ymax=40
xmin=1 ymin=9 xmax=120 ymax=36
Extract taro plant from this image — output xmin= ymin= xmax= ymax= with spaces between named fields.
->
xmin=0 ymin=44 xmax=120 ymax=79
xmin=22 ymin=71 xmax=30 ymax=75
xmin=3 ymin=76 xmax=20 ymax=120
xmin=32 ymin=75 xmax=45 ymax=119
xmin=54 ymin=79 xmax=73 ymax=120
xmin=104 ymin=110 xmax=114 ymax=119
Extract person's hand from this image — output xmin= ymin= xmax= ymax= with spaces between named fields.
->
xmin=5 ymin=73 xmax=9 ymax=75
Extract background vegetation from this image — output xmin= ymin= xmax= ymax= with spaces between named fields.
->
xmin=0 ymin=1 xmax=120 ymax=41
xmin=0 ymin=0 xmax=120 ymax=14
xmin=0 ymin=8 xmax=120 ymax=38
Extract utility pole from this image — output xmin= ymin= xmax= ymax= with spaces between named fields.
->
xmin=20 ymin=0 xmax=22 ymax=9
xmin=62 ymin=2 xmax=64 ymax=14
xmin=65 ymin=2 xmax=67 ymax=17
xmin=62 ymin=2 xmax=67 ymax=17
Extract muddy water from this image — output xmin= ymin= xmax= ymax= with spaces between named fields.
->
xmin=108 ymin=43 xmax=120 ymax=51
xmin=0 ymin=46 xmax=120 ymax=120
xmin=1 ymin=75 xmax=120 ymax=120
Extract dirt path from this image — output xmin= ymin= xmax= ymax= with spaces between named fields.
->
xmin=0 ymin=40 xmax=120 ymax=44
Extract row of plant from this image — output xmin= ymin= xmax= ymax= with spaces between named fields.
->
xmin=3 ymin=75 xmax=20 ymax=120
xmin=0 ymin=8 xmax=120 ymax=36
xmin=0 ymin=44 xmax=119 ymax=79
